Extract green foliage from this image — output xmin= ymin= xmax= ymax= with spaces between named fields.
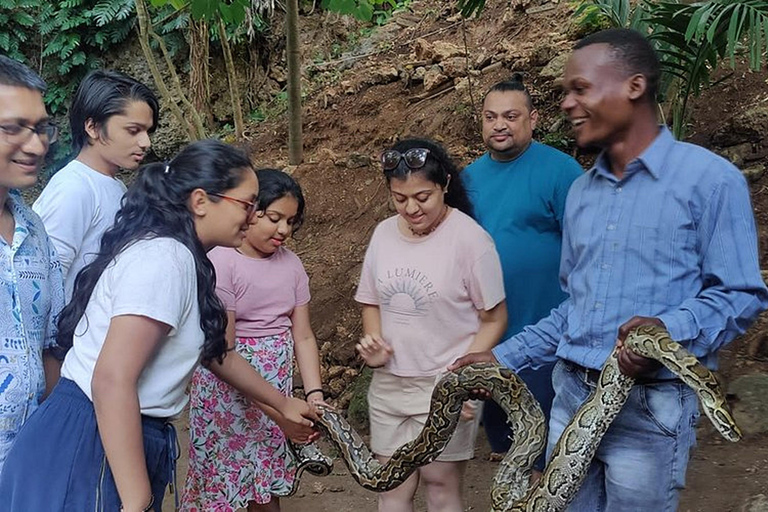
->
xmin=572 ymin=0 xmax=768 ymax=138
xmin=322 ymin=0 xmax=412 ymax=23
xmin=346 ymin=367 xmax=372 ymax=430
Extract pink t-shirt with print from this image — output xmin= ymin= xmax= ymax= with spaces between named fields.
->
xmin=355 ymin=209 xmax=505 ymax=377
xmin=208 ymin=245 xmax=311 ymax=338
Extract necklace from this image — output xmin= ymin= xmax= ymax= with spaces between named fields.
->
xmin=408 ymin=206 xmax=449 ymax=237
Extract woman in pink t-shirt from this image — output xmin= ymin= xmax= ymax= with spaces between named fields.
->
xmin=355 ymin=138 xmax=508 ymax=512
xmin=182 ymin=169 xmax=324 ymax=512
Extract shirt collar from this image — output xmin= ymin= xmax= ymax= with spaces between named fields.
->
xmin=590 ymin=126 xmax=675 ymax=181
xmin=7 ymin=190 xmax=37 ymax=235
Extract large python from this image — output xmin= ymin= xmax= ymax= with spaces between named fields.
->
xmin=289 ymin=325 xmax=740 ymax=511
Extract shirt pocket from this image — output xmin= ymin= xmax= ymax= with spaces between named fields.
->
xmin=16 ymin=256 xmax=51 ymax=321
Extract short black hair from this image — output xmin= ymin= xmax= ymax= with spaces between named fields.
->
xmin=483 ymin=72 xmax=533 ymax=111
xmin=574 ymin=28 xmax=661 ymax=102
xmin=69 ymin=70 xmax=160 ymax=153
xmin=0 ymin=55 xmax=46 ymax=93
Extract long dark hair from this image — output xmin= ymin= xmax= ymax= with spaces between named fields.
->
xmin=383 ymin=138 xmax=474 ymax=218
xmin=57 ymin=139 xmax=254 ymax=363
xmin=69 ymin=70 xmax=160 ymax=153
xmin=255 ymin=168 xmax=306 ymax=234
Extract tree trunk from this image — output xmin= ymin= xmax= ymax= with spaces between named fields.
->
xmin=134 ymin=0 xmax=195 ymax=140
xmin=286 ymin=0 xmax=303 ymax=164
xmin=218 ymin=17 xmax=245 ymax=140
xmin=189 ymin=17 xmax=213 ymax=129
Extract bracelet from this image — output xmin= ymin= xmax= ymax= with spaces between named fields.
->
xmin=305 ymin=388 xmax=324 ymax=398
xmin=120 ymin=495 xmax=154 ymax=512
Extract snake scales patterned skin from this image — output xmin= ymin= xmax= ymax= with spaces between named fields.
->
xmin=289 ymin=325 xmax=740 ymax=511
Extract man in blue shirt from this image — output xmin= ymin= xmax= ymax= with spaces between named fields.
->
xmin=462 ymin=76 xmax=582 ymax=472
xmin=0 ymin=56 xmax=65 ymax=476
xmin=452 ymin=28 xmax=768 ymax=510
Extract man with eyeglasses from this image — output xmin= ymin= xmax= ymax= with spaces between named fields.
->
xmin=461 ymin=75 xmax=582 ymax=476
xmin=0 ymin=55 xmax=66 ymax=476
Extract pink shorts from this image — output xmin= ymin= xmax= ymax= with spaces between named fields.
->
xmin=367 ymin=370 xmax=481 ymax=462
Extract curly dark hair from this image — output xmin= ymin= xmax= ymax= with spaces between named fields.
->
xmin=57 ymin=139 xmax=254 ymax=364
xmin=383 ymin=137 xmax=475 ymax=218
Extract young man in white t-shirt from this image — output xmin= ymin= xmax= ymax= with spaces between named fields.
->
xmin=33 ymin=70 xmax=159 ymax=299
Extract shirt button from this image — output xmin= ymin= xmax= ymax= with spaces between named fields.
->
xmin=616 ymin=186 xmax=622 ymax=193
xmin=607 ymin=224 xmax=616 ymax=231
xmin=594 ymin=302 xmax=603 ymax=309
xmin=601 ymin=263 xmax=610 ymax=269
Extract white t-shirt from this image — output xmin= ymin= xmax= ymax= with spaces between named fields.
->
xmin=33 ymin=160 xmax=127 ymax=300
xmin=61 ymin=237 xmax=203 ymax=417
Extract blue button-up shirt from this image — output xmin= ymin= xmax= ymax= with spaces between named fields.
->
xmin=493 ymin=127 xmax=768 ymax=375
xmin=0 ymin=190 xmax=65 ymax=474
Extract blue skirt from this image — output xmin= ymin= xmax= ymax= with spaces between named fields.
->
xmin=0 ymin=378 xmax=176 ymax=511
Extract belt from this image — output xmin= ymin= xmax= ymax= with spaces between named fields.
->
xmin=563 ymin=360 xmax=682 ymax=386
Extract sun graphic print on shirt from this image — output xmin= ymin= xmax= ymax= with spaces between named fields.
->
xmin=378 ymin=267 xmax=438 ymax=324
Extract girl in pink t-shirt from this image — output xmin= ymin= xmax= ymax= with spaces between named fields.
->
xmin=355 ymin=138 xmax=508 ymax=512
xmin=182 ymin=169 xmax=324 ymax=512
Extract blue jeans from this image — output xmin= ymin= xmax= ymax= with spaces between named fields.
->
xmin=547 ymin=359 xmax=700 ymax=512
xmin=483 ymin=363 xmax=555 ymax=471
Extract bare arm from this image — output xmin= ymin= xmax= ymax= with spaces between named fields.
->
xmin=466 ymin=301 xmax=508 ymax=354
xmin=92 ymin=315 xmax=169 ymax=512
xmin=42 ymin=350 xmax=61 ymax=400
xmin=291 ymin=304 xmax=324 ymax=404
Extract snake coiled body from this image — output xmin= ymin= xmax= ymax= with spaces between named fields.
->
xmin=291 ymin=326 xmax=740 ymax=511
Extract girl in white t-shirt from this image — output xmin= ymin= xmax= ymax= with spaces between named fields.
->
xmin=182 ymin=169 xmax=323 ymax=512
xmin=0 ymin=140 xmax=317 ymax=512
xmin=355 ymin=138 xmax=508 ymax=512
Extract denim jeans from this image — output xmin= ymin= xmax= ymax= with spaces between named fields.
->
xmin=547 ymin=359 xmax=700 ymax=512
xmin=483 ymin=363 xmax=555 ymax=471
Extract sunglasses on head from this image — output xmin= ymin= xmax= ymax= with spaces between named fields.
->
xmin=380 ymin=148 xmax=431 ymax=171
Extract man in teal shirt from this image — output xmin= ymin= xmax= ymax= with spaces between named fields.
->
xmin=463 ymin=76 xmax=582 ymax=472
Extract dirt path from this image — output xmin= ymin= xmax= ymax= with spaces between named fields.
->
xmin=165 ymin=413 xmax=768 ymax=511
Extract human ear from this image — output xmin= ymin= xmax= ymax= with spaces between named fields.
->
xmin=627 ymin=74 xmax=647 ymax=101
xmin=530 ymin=109 xmax=539 ymax=130
xmin=84 ymin=118 xmax=101 ymax=142
xmin=188 ymin=188 xmax=209 ymax=217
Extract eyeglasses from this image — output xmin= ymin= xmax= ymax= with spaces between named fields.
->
xmin=210 ymin=193 xmax=259 ymax=223
xmin=0 ymin=121 xmax=58 ymax=146
xmin=381 ymin=148 xmax=431 ymax=171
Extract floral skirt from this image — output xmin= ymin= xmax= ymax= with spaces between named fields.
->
xmin=180 ymin=331 xmax=295 ymax=511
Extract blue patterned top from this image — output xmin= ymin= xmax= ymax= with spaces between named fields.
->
xmin=0 ymin=190 xmax=65 ymax=474
xmin=493 ymin=127 xmax=768 ymax=377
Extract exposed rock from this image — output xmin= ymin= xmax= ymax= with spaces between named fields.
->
xmin=728 ymin=374 xmax=768 ymax=435
xmin=270 ymin=65 xmax=287 ymax=85
xmin=432 ymin=41 xmax=466 ymax=62
xmin=454 ymin=76 xmax=470 ymax=96
xmin=741 ymin=494 xmax=768 ymax=512
xmin=311 ymin=481 xmax=327 ymax=494
xmin=718 ymin=142 xmax=756 ymax=167
xmin=340 ymin=80 xmax=357 ymax=95
xmin=540 ymin=52 xmax=570 ymax=79
xmin=423 ymin=65 xmax=449 ymax=92
xmin=440 ymin=56 xmax=468 ymax=78
xmin=742 ymin=164 xmax=766 ymax=184
xmin=713 ymin=103 xmax=768 ymax=146
xmin=413 ymin=38 xmax=435 ymax=61
xmin=346 ymin=153 xmax=371 ymax=169
xmin=368 ymin=65 xmax=400 ymax=85
xmin=474 ymin=48 xmax=492 ymax=69
xmin=412 ymin=66 xmax=427 ymax=82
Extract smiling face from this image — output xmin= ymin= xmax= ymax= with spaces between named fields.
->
xmin=83 ymin=99 xmax=154 ymax=174
xmin=389 ymin=171 xmax=446 ymax=234
xmin=194 ymin=168 xmax=259 ymax=250
xmin=0 ymin=84 xmax=50 ymax=191
xmin=560 ymin=44 xmax=637 ymax=149
xmin=243 ymin=194 xmax=300 ymax=258
xmin=482 ymin=90 xmax=538 ymax=161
